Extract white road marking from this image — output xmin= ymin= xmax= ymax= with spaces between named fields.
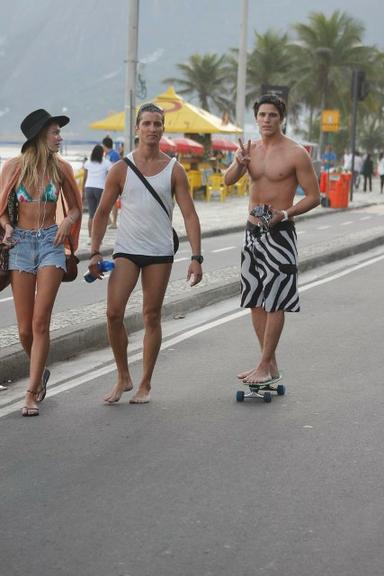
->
xmin=2 ymin=252 xmax=384 ymax=418
xmin=0 ymin=296 xmax=13 ymax=303
xmin=174 ymin=257 xmax=189 ymax=263
xmin=360 ymin=216 xmax=372 ymax=221
xmin=340 ymin=221 xmax=353 ymax=226
xmin=317 ymin=225 xmax=331 ymax=230
xmin=212 ymin=246 xmax=236 ymax=253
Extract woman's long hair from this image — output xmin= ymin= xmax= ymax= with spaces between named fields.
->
xmin=17 ymin=123 xmax=62 ymax=190
xmin=90 ymin=144 xmax=104 ymax=163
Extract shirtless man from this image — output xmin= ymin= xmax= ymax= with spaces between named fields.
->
xmin=224 ymin=94 xmax=320 ymax=384
xmin=89 ymin=103 xmax=203 ymax=404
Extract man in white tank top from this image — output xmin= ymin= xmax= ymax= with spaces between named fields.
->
xmin=89 ymin=103 xmax=203 ymax=404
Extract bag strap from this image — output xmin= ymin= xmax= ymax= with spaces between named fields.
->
xmin=123 ymin=157 xmax=171 ymax=220
xmin=60 ymin=193 xmax=75 ymax=255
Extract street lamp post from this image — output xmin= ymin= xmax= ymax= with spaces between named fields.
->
xmin=235 ymin=0 xmax=248 ymax=130
xmin=124 ymin=0 xmax=140 ymax=154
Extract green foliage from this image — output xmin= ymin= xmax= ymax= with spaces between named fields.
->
xmin=162 ymin=10 xmax=384 ymax=149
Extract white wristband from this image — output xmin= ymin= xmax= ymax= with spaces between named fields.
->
xmin=281 ymin=210 xmax=289 ymax=221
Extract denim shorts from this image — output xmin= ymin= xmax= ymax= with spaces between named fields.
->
xmin=8 ymin=225 xmax=66 ymax=274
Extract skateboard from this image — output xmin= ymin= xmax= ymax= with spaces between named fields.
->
xmin=236 ymin=375 xmax=286 ymax=404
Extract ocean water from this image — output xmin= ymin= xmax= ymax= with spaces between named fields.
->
xmin=0 ymin=142 xmax=96 ymax=174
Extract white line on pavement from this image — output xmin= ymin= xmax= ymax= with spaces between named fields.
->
xmin=340 ymin=221 xmax=353 ymax=226
xmin=0 ymin=296 xmax=13 ymax=303
xmin=2 ymin=251 xmax=384 ymax=418
xmin=211 ymin=246 xmax=236 ymax=253
xmin=317 ymin=225 xmax=331 ymax=230
xmin=174 ymin=257 xmax=189 ymax=263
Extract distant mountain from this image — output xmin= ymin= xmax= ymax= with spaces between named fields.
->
xmin=0 ymin=0 xmax=380 ymax=139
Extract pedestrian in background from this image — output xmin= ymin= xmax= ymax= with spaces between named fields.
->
xmin=321 ymin=144 xmax=337 ymax=172
xmin=361 ymin=153 xmax=374 ymax=192
xmin=353 ymin=151 xmax=363 ymax=188
xmin=378 ymin=152 xmax=384 ymax=194
xmin=102 ymin=136 xmax=121 ymax=229
xmin=89 ymin=103 xmax=203 ymax=405
xmin=82 ymin=144 xmax=111 ymax=242
xmin=0 ymin=109 xmax=82 ymax=416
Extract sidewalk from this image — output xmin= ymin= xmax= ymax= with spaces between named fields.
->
xmin=1 ymin=181 xmax=384 ymax=383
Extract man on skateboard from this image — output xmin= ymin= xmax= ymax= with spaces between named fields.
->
xmin=224 ymin=94 xmax=320 ymax=385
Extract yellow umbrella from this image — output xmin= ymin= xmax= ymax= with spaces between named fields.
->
xmin=89 ymin=86 xmax=242 ymax=134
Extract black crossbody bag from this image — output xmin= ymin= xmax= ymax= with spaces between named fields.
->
xmin=123 ymin=157 xmax=179 ymax=254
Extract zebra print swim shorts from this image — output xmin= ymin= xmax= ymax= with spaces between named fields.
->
xmin=240 ymin=220 xmax=300 ymax=312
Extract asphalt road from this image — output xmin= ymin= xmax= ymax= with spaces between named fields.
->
xmin=1 ymin=247 xmax=384 ymax=576
xmin=1 ymin=205 xmax=384 ymax=327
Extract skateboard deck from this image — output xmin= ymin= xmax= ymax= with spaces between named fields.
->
xmin=236 ymin=374 xmax=286 ymax=403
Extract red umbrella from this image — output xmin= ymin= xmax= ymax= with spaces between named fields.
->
xmin=211 ymin=137 xmax=238 ymax=152
xmin=173 ymin=137 xmax=204 ymax=155
xmin=159 ymin=136 xmax=177 ymax=153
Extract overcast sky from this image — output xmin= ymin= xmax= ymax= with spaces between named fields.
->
xmin=0 ymin=0 xmax=382 ymax=137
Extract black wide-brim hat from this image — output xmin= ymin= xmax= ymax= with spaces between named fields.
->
xmin=20 ymin=109 xmax=70 ymax=152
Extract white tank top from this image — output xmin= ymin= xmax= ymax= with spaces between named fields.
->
xmin=114 ymin=153 xmax=176 ymax=256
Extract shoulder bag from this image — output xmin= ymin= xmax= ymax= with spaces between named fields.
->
xmin=60 ymin=194 xmax=79 ymax=282
xmin=123 ymin=157 xmax=179 ymax=254
xmin=0 ymin=190 xmax=18 ymax=292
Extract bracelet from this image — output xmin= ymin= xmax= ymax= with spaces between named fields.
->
xmin=89 ymin=251 xmax=102 ymax=259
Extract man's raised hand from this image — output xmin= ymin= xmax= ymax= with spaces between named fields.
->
xmin=235 ymin=138 xmax=251 ymax=168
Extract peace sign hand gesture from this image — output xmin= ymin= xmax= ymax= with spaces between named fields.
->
xmin=235 ymin=138 xmax=251 ymax=168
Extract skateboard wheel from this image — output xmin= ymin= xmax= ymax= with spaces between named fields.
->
xmin=236 ymin=390 xmax=245 ymax=402
xmin=277 ymin=384 xmax=286 ymax=396
xmin=263 ymin=391 xmax=272 ymax=403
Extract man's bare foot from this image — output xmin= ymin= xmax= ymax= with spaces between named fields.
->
xmin=104 ymin=380 xmax=133 ymax=404
xmin=238 ymin=365 xmax=280 ymax=381
xmin=242 ymin=367 xmax=272 ymax=384
xmin=129 ymin=387 xmax=150 ymax=404
xmin=237 ymin=368 xmax=253 ymax=380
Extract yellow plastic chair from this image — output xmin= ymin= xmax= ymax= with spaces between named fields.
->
xmin=75 ymin=168 xmax=85 ymax=190
xmin=206 ymin=173 xmax=227 ymax=202
xmin=187 ymin=170 xmax=202 ymax=197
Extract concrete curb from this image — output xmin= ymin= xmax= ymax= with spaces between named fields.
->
xmin=2 ymin=227 xmax=384 ymax=383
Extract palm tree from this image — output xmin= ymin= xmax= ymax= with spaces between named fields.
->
xmin=246 ymin=30 xmax=293 ymax=103
xmin=289 ymin=11 xmax=371 ymax=146
xmin=163 ymin=53 xmax=231 ymax=114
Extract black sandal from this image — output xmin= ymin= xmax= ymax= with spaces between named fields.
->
xmin=36 ymin=368 xmax=50 ymax=403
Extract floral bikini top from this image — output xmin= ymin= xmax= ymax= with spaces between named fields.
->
xmin=15 ymin=182 xmax=59 ymax=203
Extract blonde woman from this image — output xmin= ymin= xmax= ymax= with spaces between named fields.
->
xmin=0 ymin=109 xmax=82 ymax=416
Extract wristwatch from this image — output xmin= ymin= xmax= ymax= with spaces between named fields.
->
xmin=191 ymin=255 xmax=204 ymax=264
xmin=280 ymin=210 xmax=289 ymax=222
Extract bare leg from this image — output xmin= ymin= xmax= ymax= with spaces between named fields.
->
xmin=129 ymin=262 xmax=172 ymax=404
xmin=104 ymin=258 xmax=140 ymax=403
xmin=238 ymin=307 xmax=278 ymax=379
xmin=239 ymin=308 xmax=285 ymax=383
xmin=11 ymin=267 xmax=63 ymax=413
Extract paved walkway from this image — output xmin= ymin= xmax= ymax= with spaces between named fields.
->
xmin=1 ymin=179 xmax=384 ymax=383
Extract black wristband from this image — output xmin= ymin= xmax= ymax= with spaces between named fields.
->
xmin=89 ymin=251 xmax=102 ymax=259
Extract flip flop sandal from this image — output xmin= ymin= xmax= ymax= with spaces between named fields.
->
xmin=21 ymin=390 xmax=40 ymax=417
xmin=36 ymin=368 xmax=50 ymax=403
